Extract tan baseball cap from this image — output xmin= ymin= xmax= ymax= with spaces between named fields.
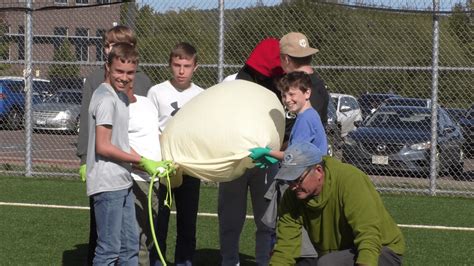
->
xmin=280 ymin=32 xmax=319 ymax=57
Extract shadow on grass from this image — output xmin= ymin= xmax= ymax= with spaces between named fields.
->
xmin=62 ymin=246 xmax=256 ymax=266
xmin=194 ymin=248 xmax=256 ymax=266
xmin=62 ymin=243 xmax=89 ymax=266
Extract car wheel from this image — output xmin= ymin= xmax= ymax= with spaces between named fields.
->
xmin=6 ymin=107 xmax=23 ymax=130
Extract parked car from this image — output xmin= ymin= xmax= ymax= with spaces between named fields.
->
xmin=0 ymin=76 xmax=51 ymax=129
xmin=358 ymin=93 xmax=400 ymax=119
xmin=326 ymin=97 xmax=343 ymax=155
xmin=330 ymin=93 xmax=363 ymax=137
xmin=380 ymin=97 xmax=432 ymax=109
xmin=32 ymin=89 xmax=82 ymax=133
xmin=445 ymin=107 xmax=467 ymax=125
xmin=459 ymin=104 xmax=474 ymax=158
xmin=286 ymin=98 xmax=342 ymax=156
xmin=342 ymin=106 xmax=464 ymax=178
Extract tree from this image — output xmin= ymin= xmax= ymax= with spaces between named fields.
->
xmin=449 ymin=3 xmax=471 ymax=44
xmin=48 ymin=39 xmax=79 ymax=79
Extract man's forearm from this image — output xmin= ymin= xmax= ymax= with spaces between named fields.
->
xmin=96 ymin=143 xmax=141 ymax=164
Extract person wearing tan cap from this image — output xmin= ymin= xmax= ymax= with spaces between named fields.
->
xmin=269 ymin=32 xmax=331 ymax=264
xmin=279 ymin=32 xmax=330 ymax=131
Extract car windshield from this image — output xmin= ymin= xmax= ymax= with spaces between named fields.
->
xmin=46 ymin=91 xmax=82 ymax=104
xmin=358 ymin=94 xmax=399 ymax=116
xmin=365 ymin=110 xmax=431 ymax=130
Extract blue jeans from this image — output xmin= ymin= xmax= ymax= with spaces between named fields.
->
xmin=92 ymin=187 xmax=139 ymax=266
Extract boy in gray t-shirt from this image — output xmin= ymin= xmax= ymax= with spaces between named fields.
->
xmin=86 ymin=43 xmax=174 ymax=265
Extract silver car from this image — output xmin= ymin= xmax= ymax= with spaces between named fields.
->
xmin=330 ymin=93 xmax=363 ymax=137
xmin=32 ymin=90 xmax=82 ymax=133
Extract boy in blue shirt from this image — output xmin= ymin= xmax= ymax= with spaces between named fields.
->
xmin=250 ymin=71 xmax=328 ymax=264
xmin=251 ymin=71 xmax=328 ymax=161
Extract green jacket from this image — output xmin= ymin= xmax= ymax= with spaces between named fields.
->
xmin=270 ymin=156 xmax=405 ymax=266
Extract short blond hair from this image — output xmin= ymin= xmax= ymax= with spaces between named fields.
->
xmin=103 ymin=25 xmax=137 ymax=48
xmin=106 ymin=42 xmax=139 ymax=67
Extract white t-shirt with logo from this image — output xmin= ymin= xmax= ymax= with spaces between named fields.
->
xmin=147 ymin=80 xmax=204 ymax=133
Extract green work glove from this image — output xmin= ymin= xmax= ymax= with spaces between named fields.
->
xmin=254 ymin=155 xmax=279 ymax=169
xmin=156 ymin=160 xmax=176 ymax=178
xmin=263 ymin=155 xmax=279 ymax=165
xmin=255 ymin=161 xmax=268 ymax=169
xmin=249 ymin=147 xmax=271 ymax=160
xmin=79 ymin=164 xmax=87 ymax=182
xmin=139 ymin=157 xmax=175 ymax=177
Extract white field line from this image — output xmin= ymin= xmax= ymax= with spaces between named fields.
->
xmin=0 ymin=202 xmax=90 ymax=210
xmin=397 ymin=224 xmax=474 ymax=231
xmin=1 ymin=201 xmax=474 ymax=232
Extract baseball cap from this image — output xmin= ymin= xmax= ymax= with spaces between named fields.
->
xmin=280 ymin=32 xmax=319 ymax=57
xmin=274 ymin=142 xmax=323 ymax=182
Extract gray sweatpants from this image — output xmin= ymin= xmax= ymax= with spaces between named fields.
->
xmin=314 ymin=246 xmax=402 ymax=266
xmin=218 ymin=165 xmax=278 ymax=266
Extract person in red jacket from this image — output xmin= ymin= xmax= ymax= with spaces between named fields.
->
xmin=218 ymin=38 xmax=284 ymax=266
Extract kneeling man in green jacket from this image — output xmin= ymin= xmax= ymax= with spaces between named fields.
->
xmin=270 ymin=142 xmax=405 ymax=266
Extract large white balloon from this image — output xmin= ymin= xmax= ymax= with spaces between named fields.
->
xmin=161 ymin=79 xmax=285 ymax=187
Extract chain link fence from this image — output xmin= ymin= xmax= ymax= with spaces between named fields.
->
xmin=0 ymin=0 xmax=472 ymax=196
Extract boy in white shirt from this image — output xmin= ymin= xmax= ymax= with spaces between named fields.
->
xmin=126 ymin=85 xmax=163 ymax=265
xmin=147 ymin=42 xmax=204 ymax=265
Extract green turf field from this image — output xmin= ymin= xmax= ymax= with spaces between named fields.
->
xmin=0 ymin=176 xmax=473 ymax=265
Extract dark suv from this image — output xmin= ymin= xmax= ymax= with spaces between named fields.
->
xmin=343 ymin=106 xmax=464 ymax=178
xmin=459 ymin=104 xmax=474 ymax=158
xmin=358 ymin=93 xmax=400 ymax=119
xmin=0 ymin=77 xmax=50 ymax=129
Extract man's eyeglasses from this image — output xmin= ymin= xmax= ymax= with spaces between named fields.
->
xmin=286 ymin=166 xmax=313 ymax=187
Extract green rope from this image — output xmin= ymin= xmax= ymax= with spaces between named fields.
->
xmin=148 ymin=167 xmax=173 ymax=266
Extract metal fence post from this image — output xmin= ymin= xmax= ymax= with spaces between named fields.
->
xmin=429 ymin=0 xmax=441 ymax=196
xmin=217 ymin=0 xmax=225 ymax=83
xmin=24 ymin=0 xmax=33 ymax=177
